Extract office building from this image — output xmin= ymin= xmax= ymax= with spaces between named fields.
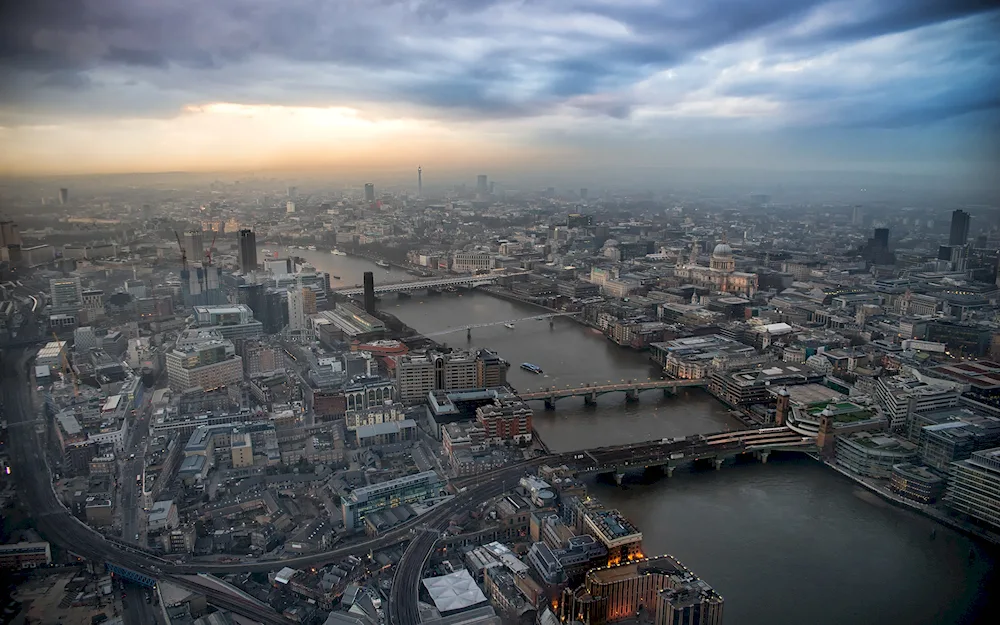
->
xmin=477 ymin=174 xmax=488 ymax=195
xmin=583 ymin=509 xmax=643 ymax=565
xmin=287 ymin=287 xmax=306 ymax=332
xmin=59 ymin=188 xmax=69 ymax=205
xmin=560 ymin=555 xmax=723 ymax=625
xmin=243 ymin=341 xmax=282 ymax=377
xmin=286 ymin=201 xmax=296 ymax=214
xmin=238 ymin=229 xmax=258 ymax=273
xmin=949 ymin=210 xmax=971 ymax=246
xmin=395 ymin=350 xmax=479 ymax=404
xmin=50 ymin=277 xmax=83 ymax=313
xmin=263 ymin=289 xmax=289 ymax=334
xmin=709 ymin=362 xmax=823 ymax=408
xmin=0 ymin=542 xmax=52 ymax=570
xmin=363 ymin=271 xmax=376 ymax=314
xmin=874 ymin=373 xmax=962 ymax=432
xmin=0 ymin=220 xmax=21 ymax=248
xmin=862 ymin=227 xmax=894 ymax=265
xmin=192 ymin=304 xmax=263 ymax=341
xmin=946 ymin=447 xmax=1000 ymax=531
xmin=341 ymin=470 xmax=443 ymax=529
xmin=264 ymin=257 xmax=293 ymax=276
xmin=889 ymin=463 xmax=945 ymax=503
xmin=238 ymin=283 xmax=266 ymax=320
xmin=475 ymin=349 xmax=508 ymax=388
xmin=302 ymin=287 xmax=317 ymax=315
xmin=418 ymin=166 xmax=423 ymax=196
xmin=452 ymin=251 xmax=495 ymax=274
xmin=874 ymin=227 xmax=889 ymax=250
xmin=287 ymin=185 xmax=296 ymax=198
xmin=476 ymin=395 xmax=532 ymax=445
xmin=364 ymin=183 xmax=375 ymax=202
xmin=835 ymin=432 xmax=917 ymax=478
xmin=148 ymin=500 xmax=180 ymax=532
xmin=165 ymin=337 xmax=243 ymax=391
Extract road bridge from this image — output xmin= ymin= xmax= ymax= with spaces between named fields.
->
xmin=334 ymin=272 xmax=529 ymax=296
xmin=8 ymin=345 xmax=817 ymax=624
xmin=520 ymin=378 xmax=707 ymax=408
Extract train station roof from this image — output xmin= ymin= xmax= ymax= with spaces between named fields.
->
xmin=422 ymin=570 xmax=488 ymax=614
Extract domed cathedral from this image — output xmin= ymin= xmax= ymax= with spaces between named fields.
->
xmin=710 ymin=239 xmax=736 ymax=272
xmin=673 ymin=234 xmax=758 ymax=296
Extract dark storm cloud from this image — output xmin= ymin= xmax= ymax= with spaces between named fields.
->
xmin=0 ymin=0 xmax=997 ymax=126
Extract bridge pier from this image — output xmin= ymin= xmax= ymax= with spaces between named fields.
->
xmin=624 ymin=389 xmax=639 ymax=403
xmin=666 ymin=466 xmax=675 ymax=478
xmin=583 ymin=392 xmax=597 ymax=406
xmin=663 ymin=387 xmax=675 ymax=398
xmin=614 ymin=472 xmax=624 ymax=486
xmin=713 ymin=457 xmax=724 ymax=471
xmin=467 ymin=328 xmax=472 ymax=341
xmin=756 ymin=450 xmax=771 ymax=464
xmin=544 ymin=398 xmax=556 ymax=410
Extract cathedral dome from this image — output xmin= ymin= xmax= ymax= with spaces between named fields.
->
xmin=712 ymin=242 xmax=733 ymax=257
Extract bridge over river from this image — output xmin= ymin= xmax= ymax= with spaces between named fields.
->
xmin=520 ymin=378 xmax=708 ymax=408
xmin=333 ymin=271 xmax=530 ymax=296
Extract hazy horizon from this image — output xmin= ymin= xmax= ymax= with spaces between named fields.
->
xmin=1 ymin=1 xmax=998 ymax=183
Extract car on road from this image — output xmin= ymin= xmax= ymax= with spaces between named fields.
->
xmin=135 ymin=533 xmax=139 ymax=540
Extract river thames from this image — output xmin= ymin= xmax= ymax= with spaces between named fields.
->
xmin=292 ymin=249 xmax=996 ymax=624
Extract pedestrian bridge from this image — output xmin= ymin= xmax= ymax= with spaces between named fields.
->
xmin=333 ymin=272 xmax=529 ymax=296
xmin=520 ymin=378 xmax=707 ymax=408
xmin=422 ymin=312 xmax=580 ymax=339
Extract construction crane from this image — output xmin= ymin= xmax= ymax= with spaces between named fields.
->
xmin=173 ymin=230 xmax=187 ymax=270
xmin=205 ymin=228 xmax=219 ymax=266
xmin=53 ymin=332 xmax=78 ymax=397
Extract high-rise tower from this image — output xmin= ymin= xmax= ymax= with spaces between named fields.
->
xmin=237 ymin=229 xmax=258 ymax=273
xmin=364 ymin=183 xmax=375 ymax=203
xmin=363 ymin=271 xmax=376 ymax=314
xmin=949 ymin=210 xmax=970 ymax=246
xmin=418 ymin=166 xmax=422 ymax=196
xmin=184 ymin=230 xmax=204 ymax=264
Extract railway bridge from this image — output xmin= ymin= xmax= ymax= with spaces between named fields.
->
xmin=572 ymin=426 xmax=817 ymax=483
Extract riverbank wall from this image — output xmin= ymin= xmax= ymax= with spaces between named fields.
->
xmin=819 ymin=457 xmax=1000 ymax=547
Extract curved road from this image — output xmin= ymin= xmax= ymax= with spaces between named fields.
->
xmin=4 ymin=343 xmax=748 ymax=624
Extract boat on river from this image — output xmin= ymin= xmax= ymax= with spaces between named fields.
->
xmin=521 ymin=362 xmax=543 ymax=374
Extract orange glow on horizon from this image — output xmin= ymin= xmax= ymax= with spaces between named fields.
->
xmin=0 ymin=102 xmax=567 ymax=176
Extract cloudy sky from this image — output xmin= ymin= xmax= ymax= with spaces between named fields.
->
xmin=0 ymin=0 xmax=998 ymax=180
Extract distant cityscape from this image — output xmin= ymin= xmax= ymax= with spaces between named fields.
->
xmin=1 ymin=177 xmax=999 ymax=625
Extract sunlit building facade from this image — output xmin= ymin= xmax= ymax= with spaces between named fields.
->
xmin=560 ymin=555 xmax=723 ymax=625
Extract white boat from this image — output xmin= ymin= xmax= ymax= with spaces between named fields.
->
xmin=262 ymin=248 xmax=271 ymax=254
xmin=307 ymin=245 xmax=317 ymax=251
xmin=504 ymin=323 xmax=515 ymax=330
xmin=331 ymin=249 xmax=347 ymax=256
